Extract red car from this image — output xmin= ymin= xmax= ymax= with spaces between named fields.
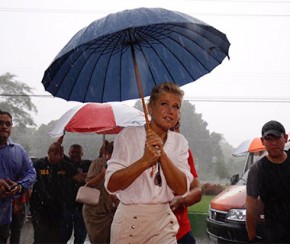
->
xmin=206 ymin=142 xmax=290 ymax=243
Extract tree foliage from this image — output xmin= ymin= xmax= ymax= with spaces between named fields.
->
xmin=179 ymin=101 xmax=228 ymax=180
xmin=0 ymin=72 xmax=37 ymax=128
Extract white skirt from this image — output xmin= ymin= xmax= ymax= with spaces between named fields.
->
xmin=110 ymin=202 xmax=179 ymax=244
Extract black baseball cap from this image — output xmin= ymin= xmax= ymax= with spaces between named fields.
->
xmin=262 ymin=120 xmax=286 ymax=138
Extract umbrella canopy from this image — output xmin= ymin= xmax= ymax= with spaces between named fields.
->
xmin=42 ymin=7 xmax=230 ymax=125
xmin=48 ymin=102 xmax=146 ymax=138
xmin=233 ymin=137 xmax=265 ymax=157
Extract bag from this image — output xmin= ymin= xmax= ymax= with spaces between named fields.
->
xmin=75 ymin=186 xmax=100 ymax=205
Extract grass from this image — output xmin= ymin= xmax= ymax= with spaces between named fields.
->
xmin=189 ymin=195 xmax=215 ymax=213
xmin=187 ymin=195 xmax=215 ymax=239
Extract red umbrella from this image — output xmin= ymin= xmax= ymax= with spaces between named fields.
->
xmin=233 ymin=137 xmax=265 ymax=157
xmin=49 ymin=102 xmax=145 ymax=139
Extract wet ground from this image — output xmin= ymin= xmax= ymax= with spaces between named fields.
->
xmin=19 ymin=220 xmax=90 ymax=244
xmin=20 ymin=219 xmax=210 ymax=244
xmin=19 ymin=220 xmax=33 ymax=244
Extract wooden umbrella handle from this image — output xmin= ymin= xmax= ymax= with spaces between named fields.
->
xmin=129 ymin=38 xmax=150 ymax=132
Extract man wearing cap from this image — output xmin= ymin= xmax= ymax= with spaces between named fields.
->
xmin=246 ymin=120 xmax=290 ymax=243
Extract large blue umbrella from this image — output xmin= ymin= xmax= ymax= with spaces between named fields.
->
xmin=42 ymin=7 xmax=230 ymax=125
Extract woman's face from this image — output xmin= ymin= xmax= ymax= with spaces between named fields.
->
xmin=148 ymin=92 xmax=182 ymax=131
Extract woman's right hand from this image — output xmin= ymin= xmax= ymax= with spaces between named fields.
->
xmin=86 ymin=167 xmax=106 ymax=188
xmin=143 ymin=132 xmax=162 ymax=167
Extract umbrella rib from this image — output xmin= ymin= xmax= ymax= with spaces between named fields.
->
xmin=58 ymin=39 xmax=113 ymax=102
xmin=187 ymin=23 xmax=230 ymax=61
xmin=178 ymin=23 xmax=230 ymax=63
xmin=100 ymin=32 xmax=126 ymax=102
xmin=53 ymin=44 xmax=99 ymax=102
xmin=136 ymin=25 xmax=196 ymax=80
xmin=78 ymin=43 xmax=106 ymax=102
xmin=153 ymin=24 xmax=212 ymax=74
xmin=66 ymin=58 xmax=83 ymax=101
xmin=141 ymin=24 xmax=227 ymax=75
xmin=83 ymin=34 xmax=122 ymax=102
xmin=197 ymin=25 xmax=230 ymax=59
xmin=60 ymin=31 xmax=131 ymax=102
xmin=82 ymin=36 xmax=122 ymax=102
xmin=48 ymin=52 xmax=79 ymax=101
xmin=118 ymin=34 xmax=126 ymax=101
xmin=135 ymin=33 xmax=175 ymax=84
xmin=71 ymin=46 xmax=94 ymax=102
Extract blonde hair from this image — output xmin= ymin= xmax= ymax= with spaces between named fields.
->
xmin=148 ymin=82 xmax=184 ymax=105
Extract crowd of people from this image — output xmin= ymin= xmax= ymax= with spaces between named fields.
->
xmin=1 ymin=81 xmax=289 ymax=243
xmin=0 ymin=82 xmax=203 ymax=244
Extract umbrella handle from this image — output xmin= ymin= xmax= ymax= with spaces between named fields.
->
xmin=57 ymin=134 xmax=64 ymax=145
xmin=129 ymin=33 xmax=156 ymax=176
xmin=129 ymin=37 xmax=150 ymax=132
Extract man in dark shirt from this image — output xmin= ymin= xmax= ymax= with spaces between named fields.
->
xmin=62 ymin=144 xmax=91 ymax=244
xmin=30 ymin=142 xmax=77 ymax=243
xmin=246 ymin=120 xmax=290 ymax=243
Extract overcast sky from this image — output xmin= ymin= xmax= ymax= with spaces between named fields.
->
xmin=1 ymin=0 xmax=290 ymax=147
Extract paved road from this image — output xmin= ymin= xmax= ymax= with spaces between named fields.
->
xmin=20 ymin=220 xmax=90 ymax=244
xmin=20 ymin=220 xmax=210 ymax=244
xmin=19 ymin=220 xmax=33 ymax=244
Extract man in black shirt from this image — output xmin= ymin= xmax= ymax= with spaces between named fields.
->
xmin=30 ymin=142 xmax=77 ymax=243
xmin=62 ymin=144 xmax=91 ymax=244
xmin=246 ymin=120 xmax=290 ymax=243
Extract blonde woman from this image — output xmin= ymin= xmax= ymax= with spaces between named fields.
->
xmin=105 ymin=82 xmax=193 ymax=244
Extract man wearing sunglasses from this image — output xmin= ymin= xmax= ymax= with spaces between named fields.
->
xmin=0 ymin=110 xmax=36 ymax=243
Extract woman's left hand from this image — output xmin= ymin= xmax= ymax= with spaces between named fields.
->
xmin=146 ymin=130 xmax=164 ymax=152
xmin=169 ymin=195 xmax=185 ymax=212
xmin=144 ymin=131 xmax=164 ymax=166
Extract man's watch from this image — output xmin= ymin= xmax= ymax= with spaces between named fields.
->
xmin=17 ymin=184 xmax=23 ymax=193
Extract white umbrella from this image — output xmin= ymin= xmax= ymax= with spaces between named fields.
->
xmin=49 ymin=102 xmax=145 ymax=139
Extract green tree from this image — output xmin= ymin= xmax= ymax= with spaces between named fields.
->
xmin=180 ymin=101 xmax=227 ymax=180
xmin=220 ymin=140 xmax=245 ymax=178
xmin=215 ymin=159 xmax=230 ymax=180
xmin=0 ymin=72 xmax=37 ymax=129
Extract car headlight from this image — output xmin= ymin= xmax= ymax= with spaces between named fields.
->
xmin=226 ymin=209 xmax=246 ymax=221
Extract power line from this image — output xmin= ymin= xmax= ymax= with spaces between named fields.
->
xmin=185 ymin=97 xmax=290 ymax=103
xmin=185 ymin=0 xmax=290 ymax=2
xmin=1 ymin=93 xmax=290 ymax=103
xmin=0 ymin=94 xmax=52 ymax=98
xmin=1 ymin=7 xmax=290 ymax=17
xmin=0 ymin=7 xmax=104 ymax=14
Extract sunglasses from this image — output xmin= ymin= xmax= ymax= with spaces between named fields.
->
xmin=169 ymin=120 xmax=181 ymax=132
xmin=154 ymin=161 xmax=162 ymax=187
xmin=0 ymin=120 xmax=13 ymax=127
